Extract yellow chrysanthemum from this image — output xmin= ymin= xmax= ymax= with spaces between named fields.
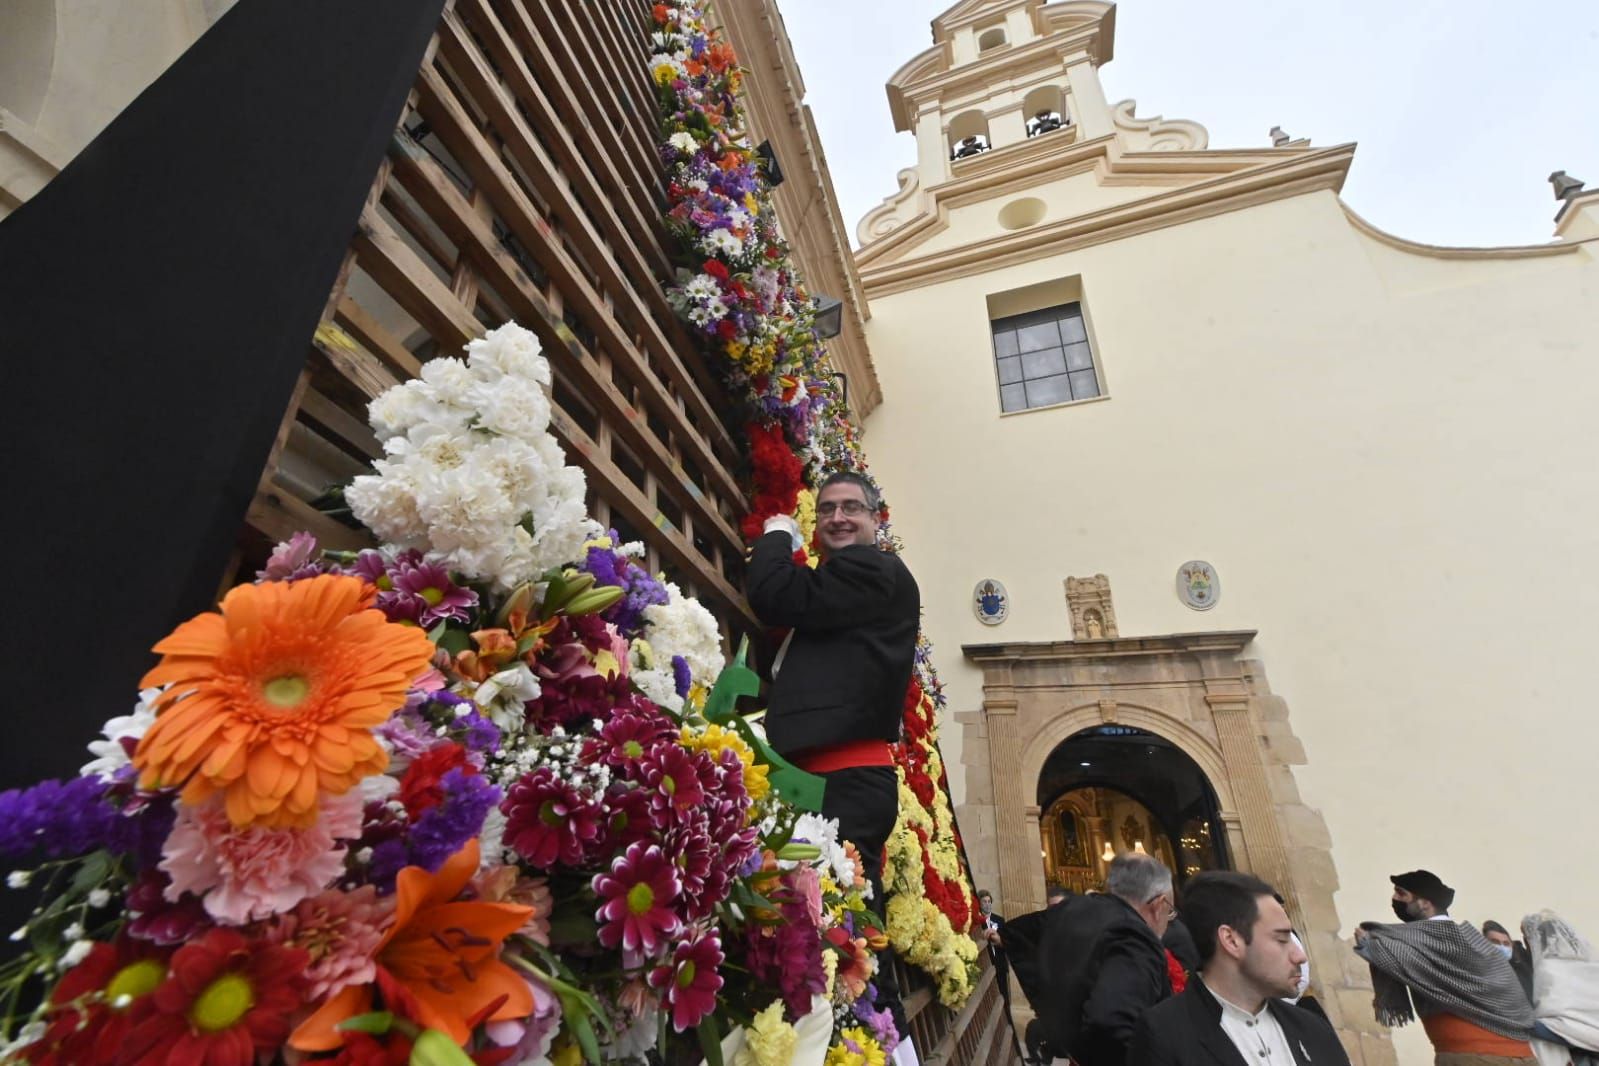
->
xmin=825 ymin=1028 xmax=886 ymax=1066
xmin=680 ymin=722 xmax=770 ymax=802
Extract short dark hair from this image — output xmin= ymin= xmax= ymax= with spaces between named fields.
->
xmin=1180 ymin=871 xmax=1278 ymax=964
xmin=1482 ymin=920 xmax=1510 ymax=939
xmin=976 ymin=889 xmax=992 ymax=900
xmin=1046 ymin=886 xmax=1071 ymax=903
xmin=819 ymin=470 xmax=881 ymax=512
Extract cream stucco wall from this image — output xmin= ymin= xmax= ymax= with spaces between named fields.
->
xmin=861 ymin=186 xmax=1598 ymax=1059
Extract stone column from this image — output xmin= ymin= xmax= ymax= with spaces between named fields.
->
xmin=1207 ymin=690 xmax=1291 ymax=894
xmin=1022 ymin=805 xmax=1046 ymax=911
xmin=913 ymin=101 xmax=951 ymax=186
xmin=986 ymin=687 xmax=1036 ymax=923
xmin=1063 ymin=53 xmax=1112 ymax=139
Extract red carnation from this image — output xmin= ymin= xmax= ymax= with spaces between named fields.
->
xmin=703 ymin=259 xmax=729 ymax=281
xmin=398 ymin=742 xmax=475 ymax=819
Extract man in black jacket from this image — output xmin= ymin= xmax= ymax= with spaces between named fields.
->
xmin=1129 ymin=871 xmax=1350 ymax=1066
xmin=744 ymin=470 xmax=920 ymax=894
xmin=1041 ymin=853 xmax=1175 ymax=1066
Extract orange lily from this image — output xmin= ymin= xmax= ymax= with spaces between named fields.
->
xmin=291 ymin=840 xmax=534 ymax=1051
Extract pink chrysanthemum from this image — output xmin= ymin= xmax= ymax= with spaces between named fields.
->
xmin=647 ymin=929 xmax=725 ymax=1032
xmin=592 ymin=841 xmax=682 ymax=955
xmin=160 ymin=791 xmax=364 ymax=925
xmin=261 ymin=885 xmax=393 ymax=1002
xmin=387 ymin=559 xmax=477 ymax=627
xmin=500 ymin=767 xmax=604 ymax=869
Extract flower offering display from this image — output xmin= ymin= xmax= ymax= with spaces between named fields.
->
xmin=649 ymin=1 xmax=981 ymax=1009
xmin=0 ymin=325 xmax=903 ymax=1066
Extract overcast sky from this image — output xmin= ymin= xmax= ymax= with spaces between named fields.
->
xmin=775 ymin=0 xmax=1599 ymax=250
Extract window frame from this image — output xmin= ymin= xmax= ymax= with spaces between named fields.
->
xmin=989 ymin=301 xmax=1104 ymax=414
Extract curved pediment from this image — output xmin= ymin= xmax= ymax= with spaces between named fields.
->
xmin=1111 ymin=99 xmax=1208 ymax=151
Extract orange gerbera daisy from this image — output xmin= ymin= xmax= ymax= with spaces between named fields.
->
xmin=290 ymin=840 xmax=534 ymax=1051
xmin=134 ymin=574 xmax=435 ymax=828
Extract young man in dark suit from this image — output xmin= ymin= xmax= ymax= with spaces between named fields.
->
xmin=745 ymin=470 xmax=920 ymax=896
xmin=1129 ymin=872 xmax=1350 ymax=1066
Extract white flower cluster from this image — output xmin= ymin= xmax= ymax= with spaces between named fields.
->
xmin=628 ymin=580 xmax=726 ymax=711
xmin=82 ymin=687 xmax=162 ymax=780
xmin=346 ymin=324 xmax=598 ymax=590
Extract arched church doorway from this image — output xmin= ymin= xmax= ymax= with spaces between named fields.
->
xmin=1037 ymin=725 xmax=1229 ymax=892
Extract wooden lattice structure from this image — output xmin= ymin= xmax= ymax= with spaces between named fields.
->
xmin=235 ymin=0 xmax=1015 ymax=1060
xmin=243 ymin=0 xmax=755 ymax=638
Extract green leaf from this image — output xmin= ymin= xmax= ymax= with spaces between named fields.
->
xmin=336 ymin=1011 xmax=396 ymax=1035
xmin=547 ymin=901 xmax=599 ymax=947
xmin=561 ymin=992 xmax=603 ymax=1066
xmin=697 ymin=1013 xmax=725 ymax=1066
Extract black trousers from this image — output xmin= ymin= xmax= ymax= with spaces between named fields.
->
xmin=821 ymin=765 xmax=906 ymax=1031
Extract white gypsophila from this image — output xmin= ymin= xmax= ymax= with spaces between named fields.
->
xmin=668 ymin=131 xmax=699 ymax=155
xmin=641 ymin=581 xmax=726 ymax=683
xmin=467 ymin=323 xmax=551 ymax=387
xmin=82 ymin=687 xmax=162 ymax=780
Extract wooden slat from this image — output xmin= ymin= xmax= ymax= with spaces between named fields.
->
xmin=298 ymin=386 xmax=381 ymax=461
xmin=428 ymin=14 xmax=739 ymax=470
xmin=314 ymin=319 xmax=405 ymax=399
xmin=335 ymin=295 xmax=424 ymax=380
xmin=248 ymin=485 xmax=371 ymax=552
xmin=353 ymin=204 xmax=482 ymax=350
xmin=386 ymin=131 xmax=747 ymax=557
xmin=462 ymin=0 xmax=735 ymax=435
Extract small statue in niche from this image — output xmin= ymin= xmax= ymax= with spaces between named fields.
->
xmin=1084 ymin=610 xmax=1104 ymax=639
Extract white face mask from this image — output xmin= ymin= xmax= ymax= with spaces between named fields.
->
xmin=1493 ymin=943 xmax=1513 ymax=960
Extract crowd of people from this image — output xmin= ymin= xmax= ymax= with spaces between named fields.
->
xmin=979 ymin=858 xmax=1599 ymax=1066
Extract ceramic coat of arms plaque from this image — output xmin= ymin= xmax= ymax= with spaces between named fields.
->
xmin=973 ymin=579 xmax=1009 ymax=625
xmin=1177 ymin=561 xmax=1219 ymax=611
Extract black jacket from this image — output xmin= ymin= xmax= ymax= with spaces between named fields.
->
xmin=1129 ymin=978 xmax=1351 ymax=1066
xmin=1041 ymin=893 xmax=1172 ymax=1066
xmin=744 ymin=530 xmax=919 ymax=757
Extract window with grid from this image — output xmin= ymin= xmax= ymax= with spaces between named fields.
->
xmin=991 ymin=302 xmax=1100 ymax=412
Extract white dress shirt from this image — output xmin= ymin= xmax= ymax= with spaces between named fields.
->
xmin=1210 ymin=982 xmax=1299 ymax=1065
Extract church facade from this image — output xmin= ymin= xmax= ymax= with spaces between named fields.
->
xmin=852 ymin=2 xmax=1599 ymax=1063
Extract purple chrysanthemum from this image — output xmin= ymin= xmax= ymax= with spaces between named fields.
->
xmin=389 ymin=559 xmax=478 ymax=627
xmin=647 ymin=928 xmax=725 ymax=1033
xmin=256 ymin=531 xmax=330 ymax=582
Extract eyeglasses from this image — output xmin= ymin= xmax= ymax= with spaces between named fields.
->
xmin=1147 ymin=894 xmax=1176 ymax=921
xmin=817 ymin=500 xmax=872 ymax=517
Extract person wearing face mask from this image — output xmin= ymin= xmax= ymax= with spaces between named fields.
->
xmin=1353 ymin=870 xmax=1536 ymax=1065
xmin=1128 ymin=871 xmax=1351 ymax=1066
xmin=1038 ymin=853 xmax=1176 ymax=1066
xmin=1482 ymin=921 xmax=1535 ymax=1003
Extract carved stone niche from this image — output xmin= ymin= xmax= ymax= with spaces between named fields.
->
xmin=1065 ymin=574 xmax=1119 ymax=639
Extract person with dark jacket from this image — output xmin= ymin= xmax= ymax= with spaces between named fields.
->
xmin=1040 ymin=854 xmax=1175 ymax=1066
xmin=744 ymin=470 xmax=920 ymax=894
xmin=745 ymin=470 xmax=920 ymax=1036
xmin=1129 ymin=871 xmax=1350 ymax=1066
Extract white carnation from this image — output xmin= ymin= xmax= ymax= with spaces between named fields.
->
xmin=470 ymin=375 xmax=552 ymax=441
xmin=668 ymin=131 xmax=699 ymax=154
xmin=467 ymin=323 xmax=551 ymax=386
xmin=641 ymin=581 xmax=725 ymax=687
xmin=419 ymin=356 xmax=478 ymax=405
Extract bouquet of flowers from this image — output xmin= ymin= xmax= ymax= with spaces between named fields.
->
xmin=0 ymin=325 xmax=903 ymax=1066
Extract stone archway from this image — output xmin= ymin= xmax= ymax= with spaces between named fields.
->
xmin=958 ymin=629 xmax=1392 ymax=1065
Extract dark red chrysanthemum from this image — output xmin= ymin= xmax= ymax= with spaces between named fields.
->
xmin=120 ymin=928 xmax=308 ymax=1066
xmin=501 ymin=767 xmax=604 ymax=869
xmin=647 ymin=929 xmax=725 ymax=1032
xmin=21 ymin=938 xmax=171 ymax=1066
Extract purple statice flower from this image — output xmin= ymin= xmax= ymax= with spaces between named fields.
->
xmin=854 ymin=997 xmax=901 ymax=1052
xmin=456 ymin=709 xmax=501 ymax=756
xmin=0 ymin=775 xmax=142 ymax=861
xmin=256 ymin=531 xmax=331 ymax=582
xmin=389 ymin=558 xmax=478 ymax=627
xmin=671 ymin=655 xmax=693 ymax=700
xmin=407 ymin=769 xmax=501 ymax=873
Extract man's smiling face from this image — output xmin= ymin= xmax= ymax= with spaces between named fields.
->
xmin=816 ymin=481 xmax=879 ymax=556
